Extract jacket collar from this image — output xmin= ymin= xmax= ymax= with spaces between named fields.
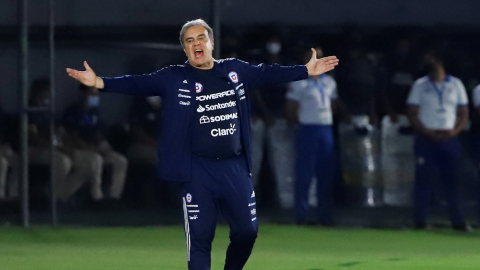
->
xmin=184 ymin=60 xmax=229 ymax=80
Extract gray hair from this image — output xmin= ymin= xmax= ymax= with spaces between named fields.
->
xmin=179 ymin=19 xmax=214 ymax=48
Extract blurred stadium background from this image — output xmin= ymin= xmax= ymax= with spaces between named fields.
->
xmin=1 ymin=0 xmax=480 ymax=269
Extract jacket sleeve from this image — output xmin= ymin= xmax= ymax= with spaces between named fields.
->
xmin=101 ymin=67 xmax=170 ymax=97
xmin=235 ymin=59 xmax=308 ymax=89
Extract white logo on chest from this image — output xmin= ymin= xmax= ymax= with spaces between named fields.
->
xmin=229 ymin=71 xmax=239 ymax=83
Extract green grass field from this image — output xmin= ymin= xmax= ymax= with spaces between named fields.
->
xmin=1 ymin=225 xmax=480 ymax=270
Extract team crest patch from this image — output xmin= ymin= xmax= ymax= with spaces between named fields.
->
xmin=195 ymin=82 xmax=203 ymax=93
xmin=186 ymin=193 xmax=192 ymax=203
xmin=228 ymin=72 xmax=239 ymax=83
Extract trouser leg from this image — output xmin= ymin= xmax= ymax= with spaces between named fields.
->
xmin=315 ymin=127 xmax=336 ymax=225
xmin=29 ymin=148 xmax=72 ymax=201
xmin=0 ymin=145 xmax=19 ymax=198
xmin=413 ymin=139 xmax=435 ymax=227
xmin=438 ymin=139 xmax=465 ymax=227
xmin=64 ymin=150 xmax=104 ymax=201
xmin=218 ymin=158 xmax=257 ymax=270
xmin=295 ymin=126 xmax=317 ymax=223
xmin=182 ymin=178 xmax=218 ymax=270
xmin=102 ymin=150 xmax=128 ymax=199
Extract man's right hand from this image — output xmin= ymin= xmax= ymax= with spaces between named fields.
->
xmin=66 ymin=61 xmax=104 ymax=89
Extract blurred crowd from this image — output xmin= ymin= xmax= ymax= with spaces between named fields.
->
xmin=1 ymin=28 xmax=480 ymax=230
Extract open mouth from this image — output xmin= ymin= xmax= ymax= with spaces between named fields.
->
xmin=194 ymin=49 xmax=203 ymax=57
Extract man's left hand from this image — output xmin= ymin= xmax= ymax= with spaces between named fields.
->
xmin=305 ymin=48 xmax=339 ymax=76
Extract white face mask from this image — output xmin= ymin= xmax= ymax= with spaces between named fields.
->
xmin=87 ymin=96 xmax=100 ymax=107
xmin=266 ymin=42 xmax=282 ymax=55
xmin=146 ymin=96 xmax=162 ymax=108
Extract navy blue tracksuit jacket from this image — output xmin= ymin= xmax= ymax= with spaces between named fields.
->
xmin=101 ymin=59 xmax=308 ymax=182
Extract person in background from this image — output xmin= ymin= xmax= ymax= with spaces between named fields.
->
xmin=339 ymin=45 xmax=378 ymax=124
xmin=286 ymin=47 xmax=342 ymax=226
xmin=0 ymin=106 xmax=18 ymax=200
xmin=471 ymin=82 xmax=480 ymax=226
xmin=406 ymin=51 xmax=471 ymax=231
xmin=383 ymin=38 xmax=419 ymax=122
xmin=63 ymin=84 xmax=128 ymax=202
xmin=258 ymin=35 xmax=296 ymax=209
xmin=28 ymin=78 xmax=103 ymax=203
xmin=126 ymin=96 xmax=162 ymax=166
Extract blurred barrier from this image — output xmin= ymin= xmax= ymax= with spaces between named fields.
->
xmin=339 ymin=115 xmax=383 ymax=206
xmin=267 ymin=119 xmax=295 ymax=209
xmin=380 ymin=115 xmax=414 ymax=206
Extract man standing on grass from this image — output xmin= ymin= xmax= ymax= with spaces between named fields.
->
xmin=66 ymin=19 xmax=339 ymax=270
xmin=407 ymin=51 xmax=470 ymax=231
xmin=287 ymin=47 xmax=342 ymax=226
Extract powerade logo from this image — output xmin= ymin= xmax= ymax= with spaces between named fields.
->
xmin=196 ymin=90 xmax=235 ymax=101
xmin=199 ymin=113 xmax=238 ymax=124
xmin=195 ymin=82 xmax=203 ymax=93
xmin=211 ymin=124 xmax=236 ymax=137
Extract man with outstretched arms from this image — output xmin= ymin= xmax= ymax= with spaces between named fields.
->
xmin=67 ymin=19 xmax=339 ymax=270
xmin=406 ymin=51 xmax=469 ymax=231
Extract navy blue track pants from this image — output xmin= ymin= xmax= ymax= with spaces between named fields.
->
xmin=413 ymin=135 xmax=465 ymax=227
xmin=181 ymin=154 xmax=258 ymax=270
xmin=295 ymin=125 xmax=336 ymax=224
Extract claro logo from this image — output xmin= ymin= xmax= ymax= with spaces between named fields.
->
xmin=211 ymin=124 xmax=237 ymax=137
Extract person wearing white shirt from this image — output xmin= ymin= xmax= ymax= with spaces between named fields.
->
xmin=286 ymin=47 xmax=339 ymax=225
xmin=406 ymin=51 xmax=470 ymax=231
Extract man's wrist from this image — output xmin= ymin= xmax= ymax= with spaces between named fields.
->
xmin=305 ymin=65 xmax=312 ymax=77
xmin=95 ymin=76 xmax=105 ymax=89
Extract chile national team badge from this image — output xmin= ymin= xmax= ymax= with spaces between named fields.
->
xmin=228 ymin=72 xmax=239 ymax=83
xmin=195 ymin=82 xmax=203 ymax=93
xmin=186 ymin=193 xmax=192 ymax=203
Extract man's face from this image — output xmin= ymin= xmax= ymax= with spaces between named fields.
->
xmin=183 ymin=26 xmax=214 ymax=69
xmin=423 ymin=53 xmax=440 ymax=71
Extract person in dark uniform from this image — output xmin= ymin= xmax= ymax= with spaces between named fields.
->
xmin=63 ymin=84 xmax=128 ymax=201
xmin=66 ymin=19 xmax=338 ymax=270
xmin=28 ymin=79 xmax=102 ymax=203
